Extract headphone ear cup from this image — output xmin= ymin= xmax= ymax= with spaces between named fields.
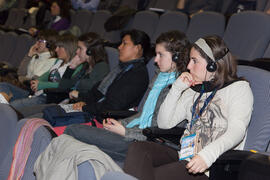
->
xmin=46 ymin=42 xmax=50 ymax=49
xmin=86 ymin=48 xmax=92 ymax=56
xmin=206 ymin=61 xmax=217 ymax=72
xmin=172 ymin=53 xmax=179 ymax=63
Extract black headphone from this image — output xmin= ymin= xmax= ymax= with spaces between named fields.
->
xmin=172 ymin=52 xmax=180 ymax=63
xmin=86 ymin=39 xmax=104 ymax=56
xmin=206 ymin=60 xmax=217 ymax=72
xmin=46 ymin=41 xmax=51 ymax=49
xmin=86 ymin=47 xmax=92 ymax=56
xmin=206 ymin=48 xmax=229 ymax=72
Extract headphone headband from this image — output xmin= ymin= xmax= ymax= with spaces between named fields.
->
xmin=194 ymin=38 xmax=215 ymax=61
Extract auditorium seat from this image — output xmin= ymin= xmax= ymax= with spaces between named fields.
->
xmin=186 ymin=11 xmax=225 ymax=43
xmin=152 ymin=11 xmax=188 ymax=43
xmin=73 ymin=9 xmax=93 ymax=34
xmin=152 ymin=0 xmax=178 ymax=11
xmin=88 ymin=10 xmax=112 ymax=37
xmin=9 ymin=34 xmax=35 ymax=68
xmin=105 ymin=46 xmax=119 ymax=70
xmin=130 ymin=10 xmax=159 ymax=40
xmin=0 ymin=104 xmax=55 ymax=180
xmin=0 ymin=32 xmax=18 ymax=64
xmin=223 ymin=11 xmax=270 ymax=61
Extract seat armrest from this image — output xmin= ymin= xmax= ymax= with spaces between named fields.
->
xmin=101 ymin=110 xmax=138 ymax=119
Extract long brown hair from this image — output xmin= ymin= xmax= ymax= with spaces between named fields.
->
xmin=78 ymin=32 xmax=108 ymax=68
xmin=55 ymin=34 xmax=78 ymax=62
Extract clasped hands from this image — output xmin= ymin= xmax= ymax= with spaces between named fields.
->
xmin=179 ymin=72 xmax=203 ymax=87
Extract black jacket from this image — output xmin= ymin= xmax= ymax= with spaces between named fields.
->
xmin=80 ymin=59 xmax=149 ymax=119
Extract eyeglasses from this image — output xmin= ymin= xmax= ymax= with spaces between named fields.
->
xmin=37 ymin=39 xmax=47 ymax=43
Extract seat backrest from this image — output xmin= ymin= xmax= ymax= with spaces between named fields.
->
xmin=263 ymin=43 xmax=270 ymax=58
xmin=223 ymin=11 xmax=270 ymax=61
xmin=69 ymin=9 xmax=77 ymax=27
xmin=105 ymin=46 xmax=119 ymax=71
xmin=4 ymin=8 xmax=18 ymax=28
xmin=146 ymin=56 xmax=156 ymax=82
xmin=137 ymin=57 xmax=157 ymax=110
xmin=138 ymin=57 xmax=157 ymax=111
xmin=130 ymin=10 xmax=159 ymax=40
xmin=104 ymin=30 xmax=121 ymax=43
xmin=237 ymin=65 xmax=270 ymax=152
xmin=186 ymin=11 xmax=225 ymax=43
xmin=19 ymin=119 xmax=53 ymax=180
xmin=264 ymin=0 xmax=270 ymax=12
xmin=256 ymin=0 xmax=268 ymax=11
xmin=152 ymin=0 xmax=178 ymax=10
xmin=15 ymin=0 xmax=28 ymax=8
xmin=12 ymin=8 xmax=27 ymax=29
xmin=151 ymin=11 xmax=188 ymax=43
xmin=0 ymin=104 xmax=18 ymax=166
xmin=120 ymin=0 xmax=139 ymax=9
xmin=74 ymin=10 xmax=93 ymax=34
xmin=0 ymin=118 xmax=54 ymax=180
xmin=220 ymin=0 xmax=233 ymax=14
xmin=88 ymin=10 xmax=112 ymax=36
xmin=0 ymin=32 xmax=18 ymax=63
xmin=9 ymin=34 xmax=35 ymax=68
xmin=147 ymin=0 xmax=157 ymax=9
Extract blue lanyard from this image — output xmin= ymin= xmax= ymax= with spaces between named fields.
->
xmin=190 ymin=86 xmax=217 ymax=130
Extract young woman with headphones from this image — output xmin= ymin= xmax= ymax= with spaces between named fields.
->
xmin=123 ymin=35 xmax=254 ymax=180
xmin=14 ymin=32 xmax=110 ymax=117
xmin=56 ymin=32 xmax=110 ymax=103
xmin=17 ymin=29 xmax=58 ymax=82
xmin=64 ymin=30 xmax=190 ymax=162
xmin=8 ymin=34 xmax=79 ymax=110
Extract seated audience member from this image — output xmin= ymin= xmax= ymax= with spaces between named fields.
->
xmin=71 ymin=0 xmax=100 ymax=12
xmin=123 ymin=35 xmax=254 ymax=180
xmin=17 ymin=29 xmax=58 ymax=83
xmin=68 ymin=29 xmax=151 ymax=122
xmin=15 ymin=29 xmax=150 ymax=120
xmin=0 ymin=34 xmax=78 ymax=109
xmin=18 ymin=32 xmax=111 ymax=116
xmin=177 ymin=0 xmax=223 ymax=16
xmin=58 ymin=32 xmax=110 ymax=102
xmin=29 ymin=0 xmax=71 ymax=36
xmin=64 ymin=30 xmax=190 ymax=162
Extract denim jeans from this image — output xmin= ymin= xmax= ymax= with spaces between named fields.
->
xmin=10 ymin=94 xmax=47 ymax=110
xmin=64 ymin=124 xmax=133 ymax=162
xmin=0 ymin=82 xmax=29 ymax=101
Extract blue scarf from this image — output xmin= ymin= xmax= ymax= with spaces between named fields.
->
xmin=126 ymin=72 xmax=176 ymax=129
